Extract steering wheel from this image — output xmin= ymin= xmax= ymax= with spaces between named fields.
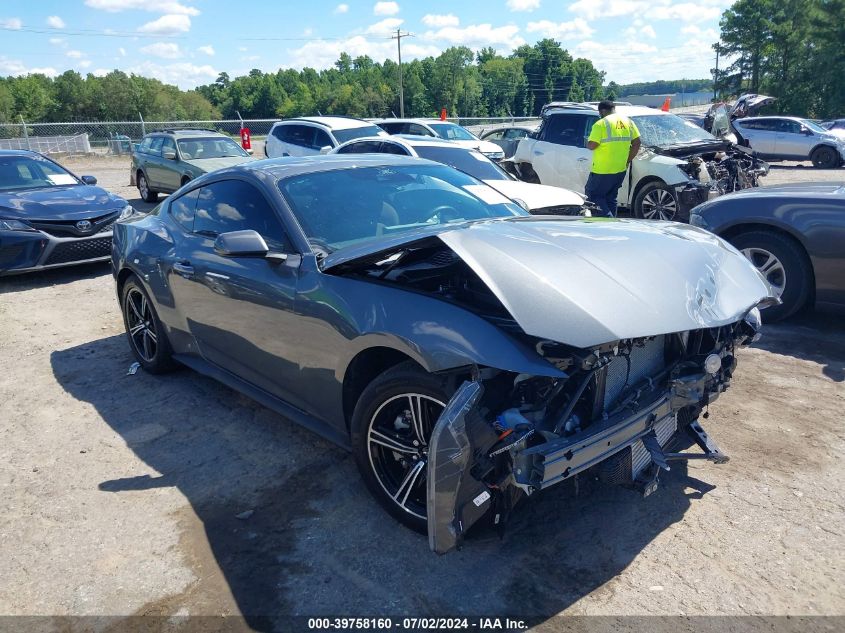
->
xmin=427 ymin=205 xmax=461 ymax=223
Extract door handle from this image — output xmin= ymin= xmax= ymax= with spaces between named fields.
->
xmin=172 ymin=261 xmax=194 ymax=278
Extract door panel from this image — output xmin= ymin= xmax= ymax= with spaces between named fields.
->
xmin=144 ymin=137 xmax=165 ymax=188
xmin=159 ymin=137 xmax=181 ymax=192
xmin=774 ymin=120 xmax=811 ymax=157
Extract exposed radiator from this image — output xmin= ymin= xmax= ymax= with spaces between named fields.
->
xmin=631 ymin=414 xmax=678 ymax=479
xmin=603 ymin=335 xmax=666 ymax=410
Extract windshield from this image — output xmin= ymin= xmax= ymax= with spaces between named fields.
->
xmin=0 ymin=155 xmax=78 ymax=192
xmin=414 ymin=146 xmax=509 ymax=181
xmin=177 ymin=137 xmax=249 ymax=159
xmin=428 ymin=123 xmax=478 ymax=141
xmin=801 ymin=119 xmax=831 ymax=135
xmin=333 ymin=125 xmax=387 ymax=144
xmin=278 ymin=164 xmax=524 ymax=253
xmin=631 ymin=114 xmax=716 ymax=147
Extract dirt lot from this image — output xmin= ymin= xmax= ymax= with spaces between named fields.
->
xmin=0 ymin=155 xmax=843 ymax=630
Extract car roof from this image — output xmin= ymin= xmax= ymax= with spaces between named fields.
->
xmin=373 ymin=118 xmax=457 ymax=125
xmin=0 ymin=149 xmax=43 ymax=158
xmin=544 ymin=104 xmax=671 ymax=117
xmin=147 ymin=129 xmax=227 ymax=137
xmin=274 ymin=116 xmax=375 ymax=130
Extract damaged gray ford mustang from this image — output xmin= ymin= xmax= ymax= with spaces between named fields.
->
xmin=111 ymin=155 xmax=775 ymax=554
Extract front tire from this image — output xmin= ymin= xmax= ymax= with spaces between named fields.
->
xmin=810 ymin=146 xmax=839 ymax=169
xmin=729 ymin=230 xmax=812 ymax=322
xmin=121 ymin=276 xmax=177 ymax=373
xmin=633 ymin=181 xmax=679 ymax=221
xmin=137 ymin=172 xmax=159 ymax=203
xmin=350 ymin=362 xmax=451 ymax=533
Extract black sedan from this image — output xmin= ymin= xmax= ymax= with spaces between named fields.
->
xmin=0 ymin=150 xmax=134 ymax=275
xmin=691 ymin=183 xmax=845 ymax=321
xmin=112 ymin=155 xmax=772 ymax=553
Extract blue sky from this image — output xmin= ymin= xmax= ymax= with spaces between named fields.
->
xmin=0 ymin=1 xmax=731 ymax=88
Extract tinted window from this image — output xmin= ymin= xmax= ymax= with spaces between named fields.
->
xmin=149 ymin=137 xmax=164 ymax=156
xmin=170 ymin=188 xmax=199 ymax=230
xmin=272 ymin=125 xmax=289 ymax=142
xmin=740 ymin=120 xmax=775 ymax=131
xmin=193 ymin=180 xmax=288 ymax=250
xmin=542 ymin=114 xmax=593 ymax=147
xmin=278 ymin=165 xmax=524 ymax=253
xmin=139 ymin=137 xmax=153 ymax=153
xmin=504 ymin=128 xmax=529 ymax=140
xmin=286 ymin=125 xmax=314 ymax=148
xmin=414 ymin=146 xmax=508 ymax=181
xmin=378 ymin=121 xmax=403 ymax=134
xmin=332 ymin=125 xmax=387 ymax=144
xmin=336 ymin=140 xmax=385 ymax=154
xmin=408 ymin=123 xmax=434 ymax=137
xmin=313 ymin=128 xmax=332 ymax=149
xmin=775 ymin=119 xmax=800 ymax=134
xmin=380 ymin=142 xmax=410 ymax=155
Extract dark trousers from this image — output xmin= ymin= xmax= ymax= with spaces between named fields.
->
xmin=585 ymin=171 xmax=626 ymax=217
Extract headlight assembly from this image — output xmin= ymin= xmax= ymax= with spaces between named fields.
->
xmin=118 ymin=205 xmax=138 ymax=220
xmin=0 ymin=218 xmax=37 ymax=232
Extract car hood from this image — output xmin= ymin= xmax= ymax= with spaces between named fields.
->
xmin=0 ymin=185 xmax=127 ymax=221
xmin=183 ymin=156 xmax=255 ymax=172
xmin=483 ymin=179 xmax=585 ymax=209
xmin=326 ymin=217 xmax=774 ymax=348
xmin=704 ymin=182 xmax=844 ymax=200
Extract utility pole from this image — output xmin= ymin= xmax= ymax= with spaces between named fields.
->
xmin=392 ymin=29 xmax=412 ymax=117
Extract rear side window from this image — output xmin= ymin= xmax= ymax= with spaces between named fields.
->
xmin=161 ymin=137 xmax=176 ymax=156
xmin=170 ymin=188 xmax=200 ymax=231
xmin=407 ymin=123 xmax=434 ymax=136
xmin=542 ymin=114 xmax=593 ymax=147
xmin=379 ymin=122 xmax=403 ymax=134
xmin=193 ymin=180 xmax=289 ymax=251
xmin=149 ymin=137 xmax=164 ymax=156
xmin=336 ymin=140 xmax=386 ymax=154
xmin=286 ymin=125 xmax=315 ymax=148
xmin=379 ymin=142 xmax=410 ymax=155
xmin=272 ymin=125 xmax=289 ymax=142
xmin=139 ymin=137 xmax=153 ymax=153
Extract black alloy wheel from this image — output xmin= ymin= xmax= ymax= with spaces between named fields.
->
xmin=350 ymin=363 xmax=451 ymax=533
xmin=121 ymin=276 xmax=176 ymax=373
xmin=810 ymin=146 xmax=839 ymax=169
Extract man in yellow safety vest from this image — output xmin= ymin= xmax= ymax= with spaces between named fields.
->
xmin=585 ymin=100 xmax=641 ymax=217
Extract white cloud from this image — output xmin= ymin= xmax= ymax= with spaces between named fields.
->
xmin=422 ymin=14 xmax=459 ymax=27
xmin=506 ymin=0 xmax=541 ymax=11
xmin=334 ymin=3 xmax=349 ymax=13
xmin=570 ymin=0 xmax=648 ymax=20
xmin=84 ymin=0 xmax=199 ymax=15
xmin=137 ymin=14 xmax=191 ymax=34
xmin=49 ymin=37 xmax=66 ymax=46
xmin=119 ymin=47 xmax=126 ymax=56
xmin=625 ymin=23 xmax=656 ymax=38
xmin=78 ymin=60 xmax=92 ymax=68
xmin=66 ymin=50 xmax=85 ymax=59
xmin=93 ymin=68 xmax=110 ymax=77
xmin=640 ymin=24 xmax=656 ymax=38
xmin=423 ymin=23 xmax=525 ymax=48
xmin=240 ymin=55 xmax=260 ymax=62
xmin=0 ymin=56 xmax=57 ymax=77
xmin=141 ymin=41 xmax=183 ymax=58
xmin=46 ymin=16 xmax=66 ymax=29
xmin=650 ymin=3 xmax=720 ymax=22
xmin=197 ymin=44 xmax=214 ymax=56
xmin=0 ymin=17 xmax=23 ymax=30
xmin=366 ymin=18 xmax=403 ymax=35
xmin=126 ymin=60 xmax=217 ymax=87
xmin=526 ymin=18 xmax=593 ymax=39
xmin=681 ymin=25 xmax=718 ymax=39
xmin=303 ymin=27 xmax=313 ymax=36
xmin=238 ymin=46 xmax=248 ymax=52
xmin=373 ymin=2 xmax=399 ymax=16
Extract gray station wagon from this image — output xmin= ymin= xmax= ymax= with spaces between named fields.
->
xmin=130 ymin=129 xmax=254 ymax=202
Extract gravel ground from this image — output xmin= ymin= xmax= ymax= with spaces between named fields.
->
xmin=0 ymin=154 xmax=843 ymax=630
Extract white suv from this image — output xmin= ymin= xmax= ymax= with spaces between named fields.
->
xmin=510 ymin=104 xmax=769 ymax=221
xmin=265 ymin=117 xmax=388 ymax=158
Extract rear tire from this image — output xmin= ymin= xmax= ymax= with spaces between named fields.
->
xmin=729 ymin=230 xmax=812 ymax=322
xmin=350 ymin=362 xmax=452 ymax=534
xmin=137 ymin=172 xmax=158 ymax=203
xmin=121 ymin=276 xmax=178 ymax=373
xmin=810 ymin=146 xmax=839 ymax=169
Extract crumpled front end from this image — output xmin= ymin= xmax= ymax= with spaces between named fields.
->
xmin=427 ymin=309 xmax=764 ymax=554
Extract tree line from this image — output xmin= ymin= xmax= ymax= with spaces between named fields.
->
xmin=716 ymin=0 xmax=844 ymax=117
xmin=0 ymin=40 xmax=610 ymax=124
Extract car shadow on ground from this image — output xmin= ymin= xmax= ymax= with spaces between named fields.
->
xmin=52 ymin=335 xmax=711 ymax=631
xmin=753 ymin=311 xmax=845 ymax=382
xmin=0 ymin=261 xmax=111 ymax=294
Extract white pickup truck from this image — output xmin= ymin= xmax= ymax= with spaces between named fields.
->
xmin=509 ymin=104 xmax=768 ymax=221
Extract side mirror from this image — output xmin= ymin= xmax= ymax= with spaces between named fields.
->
xmin=319 ymin=145 xmax=332 ymax=155
xmin=163 ymin=149 xmax=177 ymax=160
xmin=801 ymin=128 xmax=813 ymax=136
xmin=214 ymin=230 xmax=269 ymax=258
xmin=132 ymin=143 xmax=141 ymax=154
xmin=80 ymin=175 xmax=98 ymax=185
